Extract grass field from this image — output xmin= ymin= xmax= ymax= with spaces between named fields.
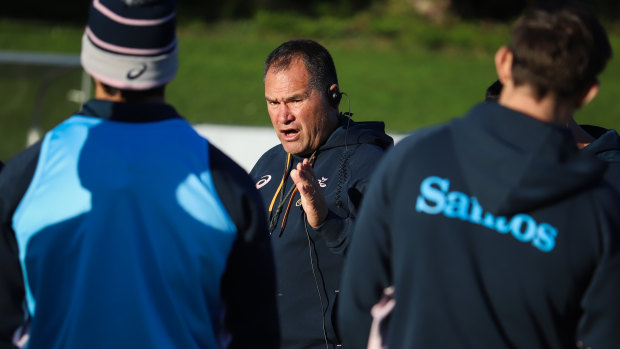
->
xmin=1 ymin=12 xmax=620 ymax=163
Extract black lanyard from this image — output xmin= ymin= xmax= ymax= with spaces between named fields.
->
xmin=267 ymin=151 xmax=317 ymax=236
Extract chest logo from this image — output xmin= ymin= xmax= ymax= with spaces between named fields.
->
xmin=318 ymin=177 xmax=328 ymax=188
xmin=256 ymin=175 xmax=272 ymax=189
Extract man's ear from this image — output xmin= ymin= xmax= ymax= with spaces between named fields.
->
xmin=327 ymin=83 xmax=341 ymax=109
xmin=577 ymin=82 xmax=600 ymax=108
xmin=494 ymin=46 xmax=513 ymax=85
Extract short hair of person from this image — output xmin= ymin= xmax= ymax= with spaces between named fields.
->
xmin=509 ymin=2 xmax=612 ymax=100
xmin=263 ymin=39 xmax=339 ymax=93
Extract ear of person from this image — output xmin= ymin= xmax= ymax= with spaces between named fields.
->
xmin=327 ymin=84 xmax=342 ymax=107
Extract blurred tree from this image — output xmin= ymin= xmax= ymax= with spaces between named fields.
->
xmin=449 ymin=0 xmax=529 ymax=20
xmin=1 ymin=0 xmax=618 ymax=24
xmin=0 ymin=0 xmax=377 ymax=23
xmin=1 ymin=0 xmax=256 ymax=24
xmin=2 ymin=0 xmax=90 ymax=24
xmin=448 ymin=0 xmax=620 ymax=21
xmin=254 ymin=0 xmax=376 ymax=17
xmin=175 ymin=0 xmax=256 ymax=22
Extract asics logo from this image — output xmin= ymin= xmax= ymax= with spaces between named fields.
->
xmin=256 ymin=175 xmax=272 ymax=189
xmin=127 ymin=63 xmax=147 ymax=80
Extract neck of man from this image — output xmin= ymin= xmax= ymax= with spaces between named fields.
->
xmin=323 ymin=109 xmax=343 ymax=142
xmin=498 ymin=83 xmax=575 ymax=126
xmin=93 ymin=79 xmax=165 ymax=104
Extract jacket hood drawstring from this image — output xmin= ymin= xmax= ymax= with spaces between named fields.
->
xmin=268 ymin=151 xmax=318 ymax=236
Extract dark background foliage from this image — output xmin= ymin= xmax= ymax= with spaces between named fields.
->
xmin=3 ymin=0 xmax=620 ymax=24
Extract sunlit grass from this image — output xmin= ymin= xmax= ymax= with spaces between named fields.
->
xmin=1 ymin=12 xmax=619 ymax=162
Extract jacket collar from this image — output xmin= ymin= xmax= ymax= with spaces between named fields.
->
xmin=78 ymin=99 xmax=182 ymax=123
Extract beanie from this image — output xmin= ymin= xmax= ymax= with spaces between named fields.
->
xmin=80 ymin=0 xmax=178 ymax=90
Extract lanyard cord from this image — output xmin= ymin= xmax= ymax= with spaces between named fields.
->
xmin=268 ymin=153 xmax=292 ymax=213
xmin=268 ymin=151 xmax=318 ymax=236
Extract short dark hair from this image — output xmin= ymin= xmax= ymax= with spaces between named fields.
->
xmin=264 ymin=39 xmax=339 ymax=93
xmin=509 ymin=2 xmax=612 ymax=100
xmin=101 ymin=83 xmax=165 ymax=103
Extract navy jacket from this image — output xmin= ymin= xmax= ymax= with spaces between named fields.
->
xmin=250 ymin=117 xmax=393 ymax=349
xmin=339 ymin=103 xmax=620 ymax=349
xmin=581 ymin=124 xmax=620 ymax=193
xmin=0 ymin=100 xmax=279 ymax=349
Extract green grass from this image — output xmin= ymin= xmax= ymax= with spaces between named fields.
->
xmin=0 ymin=63 xmax=84 ymax=159
xmin=1 ymin=13 xmax=620 ymax=163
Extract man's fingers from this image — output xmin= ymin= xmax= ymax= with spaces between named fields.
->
xmin=293 ymin=163 xmax=318 ymax=186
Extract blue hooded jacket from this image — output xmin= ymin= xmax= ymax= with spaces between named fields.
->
xmin=340 ymin=102 xmax=620 ymax=349
xmin=0 ymin=100 xmax=279 ymax=349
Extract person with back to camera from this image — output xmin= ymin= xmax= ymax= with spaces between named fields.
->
xmin=339 ymin=2 xmax=620 ymax=349
xmin=486 ymin=79 xmax=620 ymax=193
xmin=0 ymin=1 xmax=279 ymax=348
xmin=250 ymin=39 xmax=393 ymax=349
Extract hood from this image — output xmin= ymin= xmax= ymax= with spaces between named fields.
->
xmin=580 ymin=125 xmax=620 ymax=163
xmin=451 ymin=103 xmax=606 ymax=215
xmin=319 ymin=115 xmax=394 ymax=152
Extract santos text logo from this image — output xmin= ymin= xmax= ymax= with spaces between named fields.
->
xmin=415 ymin=176 xmax=557 ymax=252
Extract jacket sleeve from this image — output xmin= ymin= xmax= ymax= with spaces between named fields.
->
xmin=337 ymin=148 xmax=397 ymax=349
xmin=314 ymin=144 xmax=389 ymax=255
xmin=0 ymin=143 xmax=41 ymax=349
xmin=209 ymin=144 xmax=280 ymax=349
xmin=576 ymin=187 xmax=620 ymax=348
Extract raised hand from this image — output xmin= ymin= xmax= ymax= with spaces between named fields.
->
xmin=290 ymin=158 xmax=328 ymax=228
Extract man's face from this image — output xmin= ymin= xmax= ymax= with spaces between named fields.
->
xmin=264 ymin=58 xmax=335 ymax=156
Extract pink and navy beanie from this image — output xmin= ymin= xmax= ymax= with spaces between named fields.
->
xmin=80 ymin=0 xmax=178 ymax=90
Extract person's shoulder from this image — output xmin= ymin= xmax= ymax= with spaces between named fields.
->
xmin=360 ymin=123 xmax=450 ymax=184
xmin=577 ymin=178 xmax=620 ymax=227
xmin=394 ymin=123 xmax=450 ymax=155
xmin=349 ymin=139 xmax=390 ymax=157
xmin=260 ymin=143 xmax=285 ymax=157
xmin=208 ymin=143 xmax=264 ymax=207
xmin=581 ymin=125 xmax=620 ymax=159
xmin=0 ymin=141 xmax=43 ymax=218
xmin=209 ymin=143 xmax=253 ymax=187
xmin=579 ymin=125 xmax=620 ymax=191
xmin=590 ymin=179 xmax=620 ymax=207
xmin=0 ymin=141 xmax=42 ymax=184
xmin=250 ymin=143 xmax=285 ymax=176
xmin=580 ymin=124 xmax=619 ymax=140
xmin=208 ymin=142 xmax=269 ymax=237
xmin=347 ymin=120 xmax=394 ymax=150
xmin=582 ymin=181 xmax=620 ymax=256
